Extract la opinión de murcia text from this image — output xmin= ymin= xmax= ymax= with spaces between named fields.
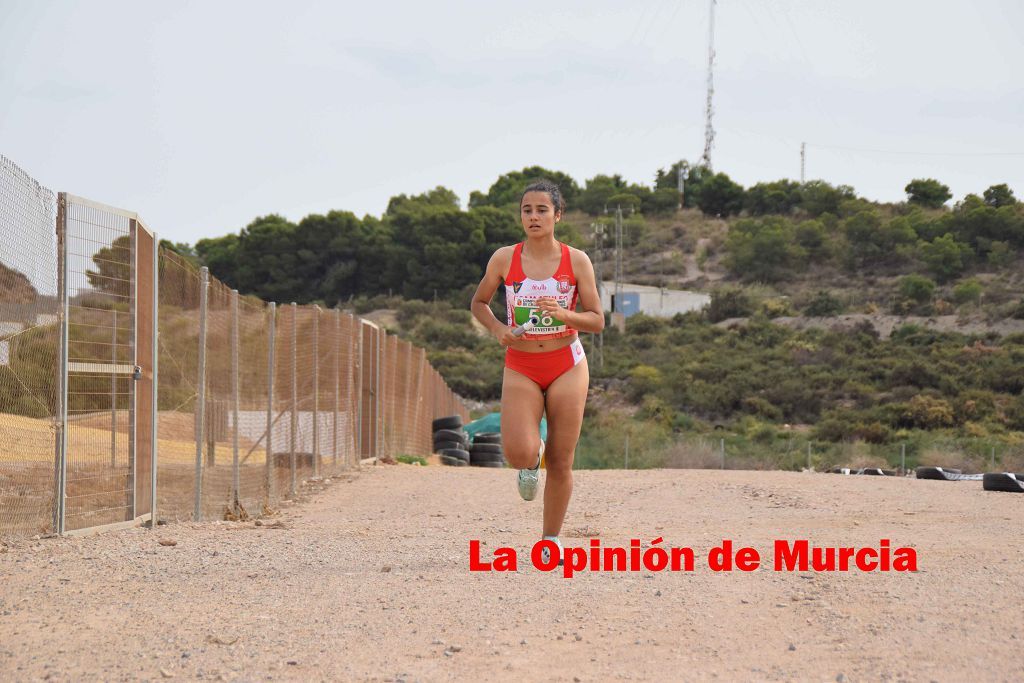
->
xmin=469 ymin=538 xmax=918 ymax=578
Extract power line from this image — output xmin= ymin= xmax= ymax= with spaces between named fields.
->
xmin=805 ymin=142 xmax=1024 ymax=158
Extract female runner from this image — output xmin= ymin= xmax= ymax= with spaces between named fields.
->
xmin=470 ymin=180 xmax=604 ymax=563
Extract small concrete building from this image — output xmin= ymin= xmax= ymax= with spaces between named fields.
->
xmin=600 ymin=280 xmax=710 ymax=319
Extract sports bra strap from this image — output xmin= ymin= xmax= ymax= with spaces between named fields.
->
xmin=508 ymin=241 xmax=574 ymax=282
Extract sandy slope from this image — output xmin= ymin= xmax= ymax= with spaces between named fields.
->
xmin=1 ymin=465 xmax=1022 ymax=682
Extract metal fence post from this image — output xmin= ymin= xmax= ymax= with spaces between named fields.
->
xmin=414 ymin=349 xmax=425 ymax=454
xmin=720 ymin=438 xmax=725 ymax=469
xmin=54 ymin=193 xmax=69 ymax=535
xmin=333 ymin=308 xmax=340 ymax=468
xmin=404 ymin=341 xmax=413 ymax=454
xmin=900 ymin=443 xmax=906 ymax=475
xmin=231 ymin=289 xmax=240 ymax=511
xmin=129 ymin=218 xmax=138 ymax=520
xmin=266 ymin=302 xmax=276 ymax=502
xmin=355 ymin=321 xmax=363 ymax=465
xmin=111 ymin=309 xmax=117 ymax=469
xmin=376 ymin=329 xmax=382 ymax=462
xmin=193 ymin=267 xmax=209 ymax=520
xmin=290 ymin=302 xmax=297 ymax=496
xmin=312 ymin=305 xmax=320 ymax=478
xmin=150 ymin=235 xmax=159 ymax=526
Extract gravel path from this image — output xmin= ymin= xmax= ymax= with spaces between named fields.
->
xmin=1 ymin=465 xmax=1022 ymax=682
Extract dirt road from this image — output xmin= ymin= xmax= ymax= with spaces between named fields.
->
xmin=1 ymin=465 xmax=1021 ymax=682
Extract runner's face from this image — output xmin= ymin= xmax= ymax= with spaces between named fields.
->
xmin=520 ymin=191 xmax=560 ymax=237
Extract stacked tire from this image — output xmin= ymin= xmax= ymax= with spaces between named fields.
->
xmin=433 ymin=416 xmax=469 ymax=466
xmin=470 ymin=432 xmax=505 ymax=468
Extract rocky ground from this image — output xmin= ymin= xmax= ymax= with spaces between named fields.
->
xmin=1 ymin=465 xmax=1022 ymax=682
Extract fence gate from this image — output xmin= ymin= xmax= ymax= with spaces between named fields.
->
xmin=358 ymin=320 xmax=380 ymax=461
xmin=56 ymin=193 xmax=156 ymax=533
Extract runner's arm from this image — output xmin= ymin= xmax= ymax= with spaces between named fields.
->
xmin=471 ymin=248 xmax=519 ymax=346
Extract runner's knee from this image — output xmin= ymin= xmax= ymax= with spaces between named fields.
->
xmin=543 ymin=452 xmax=573 ymax=477
xmin=504 ymin=439 xmax=540 ymax=468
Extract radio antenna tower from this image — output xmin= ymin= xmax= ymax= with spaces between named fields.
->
xmin=701 ymin=0 xmax=717 ymax=170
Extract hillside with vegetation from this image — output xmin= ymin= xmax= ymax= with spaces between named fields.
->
xmin=182 ymin=164 xmax=1024 ymax=472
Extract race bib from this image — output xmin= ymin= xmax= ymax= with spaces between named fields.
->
xmin=513 ymin=294 xmax=571 ymax=333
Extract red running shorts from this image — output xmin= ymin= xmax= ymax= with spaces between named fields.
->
xmin=505 ymin=338 xmax=586 ymax=391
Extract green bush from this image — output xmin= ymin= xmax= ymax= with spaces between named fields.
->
xmin=725 ymin=217 xmax=807 ymax=282
xmin=952 ymin=279 xmax=983 ymax=305
xmin=627 ymin=313 xmax=666 ymax=336
xmin=852 ymin=421 xmax=892 ymax=444
xmin=740 ymin=396 xmax=783 ymax=420
xmin=804 ymin=290 xmax=843 ymax=316
xmin=898 ymin=274 xmax=936 ymax=305
xmin=415 ymin=319 xmax=480 ymax=350
xmin=628 ymin=365 xmax=663 ymax=401
xmin=706 ymin=286 xmax=755 ymax=322
xmin=987 ymin=240 xmax=1015 ymax=268
xmin=427 ymin=346 xmax=503 ymax=399
xmin=919 ymin=234 xmax=972 ymax=282
xmin=814 ymin=415 xmax=855 ymax=442
xmin=902 ymin=395 xmax=955 ymax=429
xmin=750 ymin=422 xmax=777 ymax=444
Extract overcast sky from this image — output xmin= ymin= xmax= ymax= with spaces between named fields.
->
xmin=2 ymin=1 xmax=1022 ymax=245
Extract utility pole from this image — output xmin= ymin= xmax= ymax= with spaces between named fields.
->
xmin=591 ymin=222 xmax=606 ymax=369
xmin=677 ymin=160 xmax=689 ymax=210
xmin=612 ymin=206 xmax=626 ymax=333
xmin=701 ymin=0 xmax=717 ymax=170
xmin=800 ymin=142 xmax=806 ymax=183
xmin=614 ymin=206 xmax=623 ymax=308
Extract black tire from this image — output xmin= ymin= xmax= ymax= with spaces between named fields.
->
xmin=474 ymin=432 xmax=502 ymax=445
xmin=916 ymin=466 xmax=960 ymax=480
xmin=474 ymin=460 xmax=505 ymax=468
xmin=439 ymin=448 xmax=470 ymax=463
xmin=433 ymin=440 xmax=463 ymax=452
xmin=471 ymin=450 xmax=505 ymax=464
xmin=857 ymin=468 xmax=893 ymax=476
xmin=432 ymin=415 xmax=463 ymax=432
xmin=439 ymin=455 xmax=462 ymax=467
xmin=470 ymin=443 xmax=503 ymax=455
xmin=982 ymin=472 xmax=1024 ymax=492
xmin=433 ymin=428 xmax=466 ymax=444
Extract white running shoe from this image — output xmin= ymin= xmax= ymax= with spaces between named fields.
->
xmin=517 ymin=442 xmax=544 ymax=501
xmin=541 ymin=536 xmax=564 ymax=566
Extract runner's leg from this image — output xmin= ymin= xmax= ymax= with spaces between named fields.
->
xmin=541 ymin=357 xmax=589 ymax=538
xmin=500 ymin=367 xmax=545 ymax=469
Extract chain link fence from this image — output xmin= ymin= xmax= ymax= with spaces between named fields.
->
xmin=0 ymin=158 xmax=468 ymax=538
xmin=0 ymin=155 xmax=59 ymax=535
